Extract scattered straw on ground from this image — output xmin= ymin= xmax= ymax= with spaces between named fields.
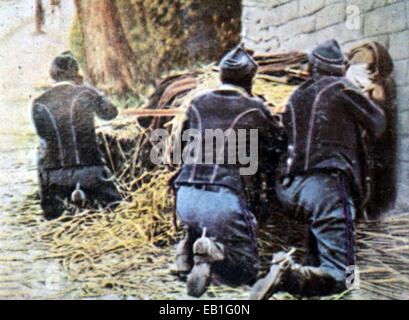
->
xmin=7 ymin=171 xmax=409 ymax=300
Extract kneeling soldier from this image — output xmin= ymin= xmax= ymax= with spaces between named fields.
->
xmin=172 ymin=46 xmax=286 ymax=297
xmin=252 ymin=40 xmax=385 ymax=298
xmin=32 ymin=52 xmax=122 ymax=220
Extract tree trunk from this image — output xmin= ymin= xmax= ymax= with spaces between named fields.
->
xmin=75 ymin=0 xmax=137 ymax=95
xmin=73 ymin=0 xmax=241 ymax=96
xmin=116 ymin=0 xmax=242 ymax=86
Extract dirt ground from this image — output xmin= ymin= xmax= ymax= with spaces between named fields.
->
xmin=0 ymin=1 xmax=75 ymax=299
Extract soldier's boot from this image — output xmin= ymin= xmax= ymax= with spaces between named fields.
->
xmin=187 ymin=229 xmax=224 ymax=297
xmin=249 ymin=250 xmax=295 ymax=300
xmin=250 ymin=250 xmax=341 ymax=299
xmin=171 ymin=232 xmax=194 ymax=279
xmin=284 ymin=264 xmax=342 ymax=297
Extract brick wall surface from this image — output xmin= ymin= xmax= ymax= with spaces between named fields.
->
xmin=242 ymin=0 xmax=409 ymax=211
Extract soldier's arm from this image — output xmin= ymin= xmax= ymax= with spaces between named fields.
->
xmin=32 ymin=102 xmax=48 ymax=139
xmin=256 ymin=100 xmax=288 ymax=157
xmin=341 ymin=84 xmax=386 ymax=139
xmin=87 ymin=88 xmax=118 ymax=120
xmin=254 ymin=104 xmax=288 ymax=220
xmin=179 ymin=103 xmax=194 ymax=154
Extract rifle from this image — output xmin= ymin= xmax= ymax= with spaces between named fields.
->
xmin=122 ymin=106 xmax=277 ymax=118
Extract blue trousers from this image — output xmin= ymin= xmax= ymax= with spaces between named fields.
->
xmin=277 ymin=171 xmax=356 ymax=283
xmin=176 ymin=184 xmax=259 ymax=285
xmin=38 ymin=165 xmax=121 ymax=219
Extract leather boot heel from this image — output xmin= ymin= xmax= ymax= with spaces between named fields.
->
xmin=187 ymin=261 xmax=211 ymax=298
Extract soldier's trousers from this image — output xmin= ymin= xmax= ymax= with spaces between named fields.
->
xmin=276 ymin=171 xmax=356 ymax=285
xmin=38 ymin=165 xmax=122 ymax=220
xmin=176 ymin=184 xmax=259 ymax=286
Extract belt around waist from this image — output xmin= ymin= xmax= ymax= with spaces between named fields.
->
xmin=192 ymin=184 xmax=221 ymax=192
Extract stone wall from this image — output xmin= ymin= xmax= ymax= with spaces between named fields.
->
xmin=242 ymin=0 xmax=409 ymax=211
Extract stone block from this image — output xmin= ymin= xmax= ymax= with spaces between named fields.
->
xmin=407 ymin=60 xmax=409 ymax=84
xmin=316 ymin=2 xmax=346 ymax=29
xmin=242 ymin=36 xmax=257 ymax=50
xmin=396 ymin=160 xmax=409 ymax=190
xmin=313 ymin=22 xmax=362 ymax=46
xmin=255 ymin=37 xmax=281 ymax=53
xmin=397 ymin=105 xmax=409 ymax=135
xmin=242 ymin=23 xmax=263 ymax=43
xmin=278 ymin=0 xmax=293 ymax=6
xmin=395 ymin=160 xmax=409 ymax=211
xmin=268 ymin=0 xmax=300 ymax=26
xmin=374 ymin=0 xmax=400 ymax=9
xmin=243 ymin=0 xmax=271 ymax=8
xmin=279 ymin=15 xmax=316 ymax=41
xmin=342 ymin=35 xmax=389 ymax=51
xmin=397 ymin=135 xmax=409 ymax=162
xmin=393 ymin=60 xmax=409 ymax=86
xmin=346 ymin=0 xmax=374 ymax=12
xmin=242 ymin=5 xmax=262 ymax=22
xmin=396 ymin=86 xmax=409 ymax=113
xmin=373 ymin=0 xmax=386 ymax=8
xmin=406 ymin=0 xmax=409 ymax=27
xmin=364 ymin=2 xmax=407 ymax=36
xmin=281 ymin=32 xmax=315 ymax=51
xmin=299 ymin=0 xmax=325 ymax=16
xmin=389 ymin=30 xmax=409 ymax=61
xmin=325 ymin=0 xmax=343 ymax=5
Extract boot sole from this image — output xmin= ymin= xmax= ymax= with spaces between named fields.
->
xmin=249 ymin=265 xmax=283 ymax=300
xmin=187 ymin=263 xmax=211 ymax=298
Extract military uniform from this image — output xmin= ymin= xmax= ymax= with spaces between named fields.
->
xmin=255 ymin=40 xmax=386 ymax=297
xmin=173 ymin=47 xmax=286 ymax=297
xmin=346 ymin=41 xmax=397 ymax=218
xmin=32 ymin=53 xmax=121 ymax=219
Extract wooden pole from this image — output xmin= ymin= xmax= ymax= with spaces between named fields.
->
xmin=122 ymin=106 xmax=277 ymax=118
xmin=122 ymin=108 xmax=185 ymax=118
xmin=35 ymin=0 xmax=45 ymax=34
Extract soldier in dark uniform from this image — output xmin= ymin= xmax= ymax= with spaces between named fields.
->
xmin=252 ymin=40 xmax=386 ymax=297
xmin=172 ymin=46 xmax=286 ymax=297
xmin=346 ymin=42 xmax=397 ymax=219
xmin=32 ymin=52 xmax=122 ymax=220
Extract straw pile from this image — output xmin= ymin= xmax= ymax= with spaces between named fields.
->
xmin=97 ymin=51 xmax=306 ymax=178
xmin=14 ymin=53 xmax=408 ymax=300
